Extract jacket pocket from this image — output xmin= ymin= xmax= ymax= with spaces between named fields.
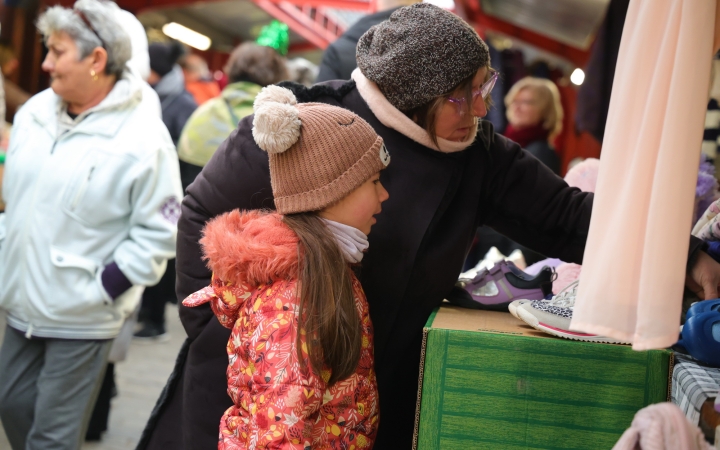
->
xmin=60 ymin=150 xmax=131 ymax=228
xmin=47 ymin=247 xmax=108 ymax=317
xmin=61 ymin=152 xmax=98 ymax=219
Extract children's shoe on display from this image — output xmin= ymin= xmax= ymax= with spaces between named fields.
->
xmin=449 ymin=260 xmax=553 ymax=311
xmin=509 ymin=299 xmax=533 ymax=319
xmin=508 ymin=294 xmax=553 ymax=319
xmin=516 ymin=280 xmax=630 ymax=344
xmin=676 ymin=310 xmax=720 ymax=367
xmin=686 ymin=298 xmax=720 ymax=320
xmin=459 ymin=247 xmax=527 ymax=280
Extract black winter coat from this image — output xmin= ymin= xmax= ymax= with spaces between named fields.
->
xmin=525 ymin=139 xmax=561 ymax=175
xmin=158 ymin=89 xmax=198 ymax=191
xmin=138 ymin=81 xmax=704 ymax=450
xmin=159 ymin=90 xmax=196 ymax=146
xmin=316 ymin=9 xmax=397 ymax=82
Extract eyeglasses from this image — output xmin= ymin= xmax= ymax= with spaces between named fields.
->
xmin=447 ymin=70 xmax=499 ymax=116
xmin=75 ymin=9 xmax=107 ymax=49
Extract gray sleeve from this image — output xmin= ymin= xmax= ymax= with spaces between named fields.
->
xmin=317 ymin=44 xmax=344 ymax=82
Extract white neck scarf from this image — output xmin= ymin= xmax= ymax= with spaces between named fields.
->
xmin=321 ymin=219 xmax=369 ymax=263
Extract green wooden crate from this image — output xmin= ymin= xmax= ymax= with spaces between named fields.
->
xmin=413 ymin=305 xmax=672 ymax=450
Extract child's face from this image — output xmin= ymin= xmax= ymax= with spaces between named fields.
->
xmin=320 ymin=172 xmax=389 ymax=235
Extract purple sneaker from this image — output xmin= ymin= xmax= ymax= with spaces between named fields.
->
xmin=449 ymin=260 xmax=553 ymax=311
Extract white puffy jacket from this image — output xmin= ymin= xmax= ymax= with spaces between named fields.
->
xmin=0 ymin=71 xmax=183 ymax=339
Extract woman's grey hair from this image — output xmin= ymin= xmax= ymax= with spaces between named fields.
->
xmin=37 ymin=0 xmax=131 ymax=78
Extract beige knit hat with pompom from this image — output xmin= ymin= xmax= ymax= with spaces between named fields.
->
xmin=253 ymin=85 xmax=390 ymax=214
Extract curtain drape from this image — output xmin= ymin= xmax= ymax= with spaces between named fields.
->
xmin=571 ymin=0 xmax=718 ymax=350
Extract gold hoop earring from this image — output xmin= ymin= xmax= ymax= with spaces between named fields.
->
xmin=90 ymin=69 xmax=98 ymax=81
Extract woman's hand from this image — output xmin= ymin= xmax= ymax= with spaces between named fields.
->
xmin=686 ymin=250 xmax=720 ymax=300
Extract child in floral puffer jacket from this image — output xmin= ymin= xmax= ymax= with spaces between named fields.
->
xmin=183 ymin=86 xmax=390 ymax=449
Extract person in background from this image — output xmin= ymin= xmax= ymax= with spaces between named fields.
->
xmin=316 ymin=0 xmax=420 ymax=82
xmin=135 ymin=40 xmax=197 ymax=342
xmin=0 ymin=44 xmax=19 ymax=79
xmin=177 ymin=42 xmax=288 ymax=189
xmin=464 ymin=76 xmax=566 ymax=271
xmin=180 ymin=53 xmax=220 ymax=106
xmin=0 ymin=0 xmax=182 ymax=447
xmin=113 ymin=8 xmax=160 ymax=118
xmin=285 ymin=56 xmax=318 ymax=86
xmin=0 ymin=44 xmax=31 ymax=123
xmin=147 ymin=40 xmax=197 ymax=146
xmin=503 ymin=76 xmax=564 ymax=174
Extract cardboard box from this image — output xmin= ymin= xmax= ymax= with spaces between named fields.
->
xmin=413 ymin=305 xmax=672 ymax=450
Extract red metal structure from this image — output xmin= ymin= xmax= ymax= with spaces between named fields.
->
xmin=251 ymin=0 xmax=374 ymax=49
xmin=110 ymin=0 xmax=375 ymax=50
xmin=29 ymin=0 xmax=592 ymax=61
xmin=241 ymin=0 xmax=592 ymax=62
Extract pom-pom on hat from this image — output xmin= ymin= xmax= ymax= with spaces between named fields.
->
xmin=252 ymin=85 xmax=390 ymax=214
xmin=356 ymin=3 xmax=489 ymax=112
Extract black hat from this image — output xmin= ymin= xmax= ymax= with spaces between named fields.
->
xmin=149 ymin=41 xmax=185 ymax=77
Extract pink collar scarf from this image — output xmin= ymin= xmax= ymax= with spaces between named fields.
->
xmin=352 ymin=69 xmax=478 ymax=153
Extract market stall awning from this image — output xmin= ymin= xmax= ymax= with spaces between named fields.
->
xmin=120 ymin=0 xmax=371 ymax=52
xmin=40 ymin=0 xmax=609 ymax=63
xmin=457 ymin=0 xmax=611 ymax=67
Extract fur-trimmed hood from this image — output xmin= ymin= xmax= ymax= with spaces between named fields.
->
xmin=200 ymin=210 xmax=299 ymax=287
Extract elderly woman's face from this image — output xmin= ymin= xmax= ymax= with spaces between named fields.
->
xmin=509 ymin=88 xmax=543 ymax=129
xmin=42 ymin=32 xmax=94 ymax=101
xmin=434 ymin=68 xmax=488 ymax=142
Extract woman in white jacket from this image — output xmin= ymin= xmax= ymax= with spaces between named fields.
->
xmin=0 ymin=1 xmax=182 ymax=448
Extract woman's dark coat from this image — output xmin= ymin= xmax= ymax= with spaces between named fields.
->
xmin=138 ymin=80 xmax=704 ymax=450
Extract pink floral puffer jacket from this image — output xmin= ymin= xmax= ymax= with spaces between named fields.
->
xmin=183 ymin=210 xmax=379 ymax=449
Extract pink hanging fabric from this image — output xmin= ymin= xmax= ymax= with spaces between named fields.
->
xmin=570 ymin=0 xmax=717 ymax=350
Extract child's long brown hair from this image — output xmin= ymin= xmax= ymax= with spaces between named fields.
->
xmin=282 ymin=212 xmax=361 ymax=386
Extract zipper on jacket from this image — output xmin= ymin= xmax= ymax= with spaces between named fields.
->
xmin=70 ymin=165 xmax=95 ymax=210
xmin=25 ymin=323 xmax=33 ymax=338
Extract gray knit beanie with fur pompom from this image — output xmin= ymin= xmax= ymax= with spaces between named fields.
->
xmin=356 ymin=3 xmax=489 ymax=112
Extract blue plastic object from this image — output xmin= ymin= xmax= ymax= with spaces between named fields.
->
xmin=686 ymin=298 xmax=720 ymax=320
xmin=677 ymin=311 xmax=720 ymax=367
